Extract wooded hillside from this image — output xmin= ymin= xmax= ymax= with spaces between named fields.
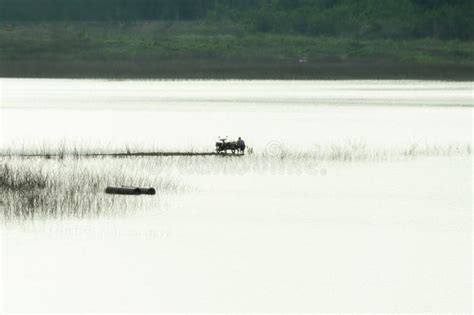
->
xmin=1 ymin=0 xmax=472 ymax=40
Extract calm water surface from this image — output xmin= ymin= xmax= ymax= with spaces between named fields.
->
xmin=1 ymin=79 xmax=472 ymax=312
xmin=1 ymin=79 xmax=472 ymax=152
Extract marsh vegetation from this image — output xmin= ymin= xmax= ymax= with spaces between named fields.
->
xmin=1 ymin=141 xmax=470 ymax=221
xmin=1 ymin=79 xmax=471 ymax=221
xmin=0 ymin=157 xmax=183 ymax=221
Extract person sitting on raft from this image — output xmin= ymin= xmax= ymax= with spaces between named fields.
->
xmin=237 ymin=137 xmax=246 ymax=153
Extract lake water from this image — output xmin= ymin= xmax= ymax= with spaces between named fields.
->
xmin=1 ymin=79 xmax=472 ymax=152
xmin=0 ymin=79 xmax=472 ymax=313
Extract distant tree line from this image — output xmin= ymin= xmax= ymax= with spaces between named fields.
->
xmin=0 ymin=0 xmax=211 ymax=21
xmin=0 ymin=0 xmax=472 ymax=40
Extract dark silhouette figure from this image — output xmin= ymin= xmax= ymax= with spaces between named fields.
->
xmin=215 ymin=137 xmax=246 ymax=154
xmin=237 ymin=137 xmax=246 ymax=153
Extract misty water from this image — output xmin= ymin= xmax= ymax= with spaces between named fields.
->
xmin=1 ymin=79 xmax=472 ymax=152
xmin=0 ymin=79 xmax=472 ymax=312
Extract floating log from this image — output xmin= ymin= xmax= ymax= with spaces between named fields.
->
xmin=105 ymin=186 xmax=156 ymax=195
xmin=137 ymin=187 xmax=156 ymax=195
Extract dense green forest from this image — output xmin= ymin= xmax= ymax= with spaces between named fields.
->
xmin=0 ymin=0 xmax=472 ymax=79
xmin=0 ymin=0 xmax=473 ymax=40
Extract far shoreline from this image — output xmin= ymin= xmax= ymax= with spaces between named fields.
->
xmin=1 ymin=59 xmax=473 ymax=81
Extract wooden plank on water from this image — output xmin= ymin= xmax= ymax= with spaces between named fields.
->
xmin=1 ymin=152 xmax=245 ymax=158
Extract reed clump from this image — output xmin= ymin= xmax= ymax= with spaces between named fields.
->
xmin=0 ymin=157 xmax=183 ymax=221
xmin=259 ymin=142 xmax=472 ymax=161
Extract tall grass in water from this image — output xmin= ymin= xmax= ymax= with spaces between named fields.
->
xmin=1 ymin=141 xmax=470 ymax=221
xmin=0 ymin=157 xmax=183 ymax=221
xmin=259 ymin=142 xmax=472 ymax=161
xmin=1 ymin=141 xmax=470 ymax=161
xmin=0 ymin=141 xmax=211 ymax=158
